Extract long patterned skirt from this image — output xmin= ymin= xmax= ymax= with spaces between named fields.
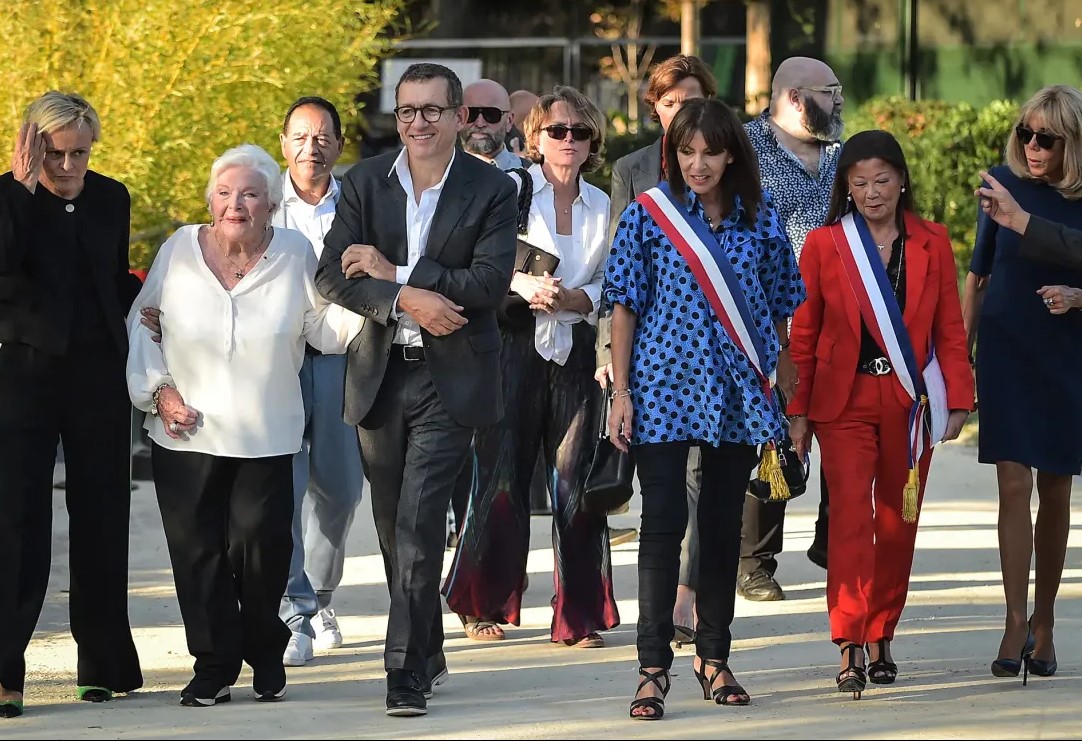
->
xmin=441 ymin=321 xmax=620 ymax=642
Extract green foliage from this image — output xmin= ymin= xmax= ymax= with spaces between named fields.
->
xmin=1 ymin=0 xmax=404 ymax=268
xmin=844 ymin=96 xmax=1019 ymax=271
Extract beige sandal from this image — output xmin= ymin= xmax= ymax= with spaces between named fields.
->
xmin=461 ymin=617 xmax=505 ymax=641
xmin=562 ymin=632 xmax=605 ymax=648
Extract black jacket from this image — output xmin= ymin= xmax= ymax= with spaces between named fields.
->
xmin=0 ymin=171 xmax=141 ymax=356
xmin=1021 ymin=215 xmax=1082 ymax=272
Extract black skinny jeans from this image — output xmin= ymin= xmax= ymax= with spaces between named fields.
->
xmin=633 ymin=440 xmax=758 ymax=670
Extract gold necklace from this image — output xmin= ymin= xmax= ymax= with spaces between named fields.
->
xmin=214 ymin=227 xmax=269 ymax=280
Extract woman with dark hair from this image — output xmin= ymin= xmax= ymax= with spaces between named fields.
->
xmin=605 ymin=98 xmax=804 ymax=719
xmin=596 ymin=53 xmax=719 ymax=648
xmin=787 ymin=130 xmax=973 ymax=697
xmin=962 ymin=85 xmax=1082 ymax=683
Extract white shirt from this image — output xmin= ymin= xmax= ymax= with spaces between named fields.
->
xmin=272 ymin=172 xmax=340 ymax=260
xmin=514 ymin=162 xmax=610 ymax=364
xmin=126 ymin=225 xmax=364 ymax=458
xmin=389 ymin=148 xmax=456 ymax=346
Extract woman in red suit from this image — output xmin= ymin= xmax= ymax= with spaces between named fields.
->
xmin=787 ymin=131 xmax=974 ymax=697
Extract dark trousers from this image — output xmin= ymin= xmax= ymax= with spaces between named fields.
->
xmin=358 ymin=356 xmax=472 ymax=675
xmin=813 ymin=469 xmax=830 ymax=552
xmin=738 ymin=491 xmax=787 ymax=577
xmin=0 ymin=343 xmax=141 ymax=695
xmin=152 ymin=446 xmax=293 ymax=688
xmin=634 ymin=440 xmax=758 ymax=670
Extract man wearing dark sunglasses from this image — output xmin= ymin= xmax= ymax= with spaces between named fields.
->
xmin=460 ymin=79 xmax=527 ymax=171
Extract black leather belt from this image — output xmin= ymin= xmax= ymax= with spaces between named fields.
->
xmin=305 ymin=343 xmax=324 ymax=358
xmin=392 ymin=344 xmax=426 ymax=362
xmin=857 ymin=356 xmax=893 ymax=376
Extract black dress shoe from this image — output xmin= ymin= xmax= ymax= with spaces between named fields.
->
xmin=420 ymin=666 xmax=449 ymax=699
xmin=386 ymin=669 xmax=427 ymax=717
xmin=737 ymin=570 xmax=785 ymax=601
xmin=807 ymin=543 xmax=828 ymax=570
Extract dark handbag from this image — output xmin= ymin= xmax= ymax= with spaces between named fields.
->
xmin=583 ymin=386 xmax=636 ymax=515
xmin=515 ymin=238 xmax=560 ymax=277
xmin=748 ymin=390 xmax=810 ymax=502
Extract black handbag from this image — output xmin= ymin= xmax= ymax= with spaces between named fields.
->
xmin=748 ymin=434 xmax=810 ymax=502
xmin=583 ymin=386 xmax=636 ymax=515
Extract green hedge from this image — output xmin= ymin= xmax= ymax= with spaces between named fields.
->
xmin=591 ymin=98 xmax=1021 ymax=272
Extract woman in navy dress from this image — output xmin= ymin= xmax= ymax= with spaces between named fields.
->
xmin=963 ymin=85 xmax=1082 ymax=682
xmin=605 ymin=99 xmax=805 ymax=719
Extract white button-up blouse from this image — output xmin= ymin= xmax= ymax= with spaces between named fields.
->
xmin=126 ymin=225 xmax=364 ymax=458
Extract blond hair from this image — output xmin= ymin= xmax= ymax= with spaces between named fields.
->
xmin=1006 ymin=85 xmax=1082 ymax=200
xmin=523 ymin=86 xmax=606 ymax=174
xmin=24 ymin=91 xmax=101 ymax=141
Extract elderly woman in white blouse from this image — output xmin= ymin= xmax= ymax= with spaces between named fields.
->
xmin=126 ymin=144 xmax=362 ymax=708
xmin=442 ymin=86 xmax=620 ymax=647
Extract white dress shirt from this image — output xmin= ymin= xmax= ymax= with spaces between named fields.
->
xmin=272 ymin=172 xmax=340 ymax=260
xmin=515 ymin=162 xmax=610 ymax=364
xmin=389 ymin=148 xmax=456 ymax=346
xmin=126 ymin=225 xmax=364 ymax=458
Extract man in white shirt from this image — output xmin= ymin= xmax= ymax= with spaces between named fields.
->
xmin=273 ymin=97 xmax=364 ymax=667
xmin=316 ymin=63 xmax=517 ymax=717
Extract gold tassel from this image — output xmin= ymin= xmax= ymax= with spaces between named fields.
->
xmin=902 ymin=467 xmax=919 ymax=523
xmin=757 ymin=443 xmax=790 ymax=501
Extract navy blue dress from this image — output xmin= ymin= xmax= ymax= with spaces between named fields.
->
xmin=972 ymin=166 xmax=1082 ymax=475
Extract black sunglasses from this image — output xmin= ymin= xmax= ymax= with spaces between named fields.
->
xmin=466 ymin=106 xmax=508 ymax=124
xmin=1015 ymin=125 xmax=1063 ymax=151
xmin=542 ymin=124 xmax=593 ymax=142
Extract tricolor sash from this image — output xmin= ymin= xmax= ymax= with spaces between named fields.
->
xmin=830 ymin=211 xmax=948 ymax=522
xmin=637 ymin=183 xmax=776 ymax=396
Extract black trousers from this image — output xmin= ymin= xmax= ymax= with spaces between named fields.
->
xmin=358 ymin=356 xmax=472 ymax=676
xmin=152 ymin=446 xmax=293 ymax=688
xmin=634 ymin=440 xmax=757 ymax=670
xmin=0 ymin=343 xmax=141 ymax=695
xmin=739 ymin=465 xmax=831 ymax=577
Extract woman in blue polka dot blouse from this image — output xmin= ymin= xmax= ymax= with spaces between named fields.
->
xmin=604 ymin=98 xmax=805 ymax=719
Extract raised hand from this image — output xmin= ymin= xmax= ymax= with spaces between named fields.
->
xmin=11 ymin=122 xmax=46 ymax=193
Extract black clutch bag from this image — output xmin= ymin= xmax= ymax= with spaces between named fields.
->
xmin=748 ymin=435 xmax=810 ymax=502
xmin=583 ymin=386 xmax=636 ymax=516
xmin=515 ymin=239 xmax=561 ymax=277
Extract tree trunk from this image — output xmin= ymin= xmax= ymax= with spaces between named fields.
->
xmin=745 ymin=0 xmax=771 ymax=115
xmin=680 ymin=0 xmax=700 ymax=56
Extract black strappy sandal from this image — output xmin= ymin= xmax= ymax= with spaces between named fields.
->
xmin=866 ymin=639 xmax=898 ymax=685
xmin=693 ymin=658 xmax=751 ymax=706
xmin=629 ymin=667 xmax=670 ymax=720
xmin=837 ymin=643 xmax=867 ymax=699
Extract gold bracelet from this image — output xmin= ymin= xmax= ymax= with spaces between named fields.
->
xmin=611 ymin=388 xmax=632 ymax=400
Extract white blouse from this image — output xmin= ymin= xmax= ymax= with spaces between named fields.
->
xmin=515 ymin=162 xmax=610 ymax=365
xmin=126 ymin=225 xmax=364 ymax=458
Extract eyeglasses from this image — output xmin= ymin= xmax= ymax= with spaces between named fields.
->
xmin=1015 ymin=125 xmax=1063 ymax=151
xmin=393 ymin=104 xmax=456 ymax=124
xmin=799 ymin=84 xmax=844 ymax=98
xmin=542 ymin=124 xmax=593 ymax=142
xmin=466 ymin=106 xmax=508 ymax=124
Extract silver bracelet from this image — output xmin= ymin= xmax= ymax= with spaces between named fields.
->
xmin=150 ymin=382 xmax=173 ymax=416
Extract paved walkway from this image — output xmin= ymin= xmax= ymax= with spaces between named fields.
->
xmin=7 ymin=444 xmax=1082 ymax=739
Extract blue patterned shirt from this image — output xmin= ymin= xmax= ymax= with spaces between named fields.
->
xmin=603 ymin=187 xmax=806 ymax=447
xmin=744 ymin=111 xmax=840 ymax=258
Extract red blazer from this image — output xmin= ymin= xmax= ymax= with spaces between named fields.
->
xmin=788 ymin=212 xmax=975 ymax=423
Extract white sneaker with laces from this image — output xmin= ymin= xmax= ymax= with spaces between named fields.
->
xmin=313 ymin=608 xmax=344 ymax=649
xmin=282 ymin=631 xmax=314 ymax=666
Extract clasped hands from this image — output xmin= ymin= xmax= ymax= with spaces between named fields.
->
xmin=510 ymin=271 xmax=567 ymax=313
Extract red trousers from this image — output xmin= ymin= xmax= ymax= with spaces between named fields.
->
xmin=815 ymin=375 xmax=932 ymax=645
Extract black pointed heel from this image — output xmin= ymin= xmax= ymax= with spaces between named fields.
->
xmin=629 ymin=667 xmax=670 ymax=720
xmin=991 ymin=624 xmax=1035 ymax=686
xmin=693 ymin=658 xmax=751 ymax=706
xmin=837 ymin=643 xmax=867 ymax=700
xmin=866 ymin=639 xmax=898 ymax=685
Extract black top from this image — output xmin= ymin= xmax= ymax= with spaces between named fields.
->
xmin=858 ymin=234 xmax=907 ymax=364
xmin=0 ymin=170 xmax=140 ymax=356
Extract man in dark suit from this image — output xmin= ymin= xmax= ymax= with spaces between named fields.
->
xmin=979 ymin=169 xmax=1082 ymax=272
xmin=315 ymin=63 xmax=517 ymax=717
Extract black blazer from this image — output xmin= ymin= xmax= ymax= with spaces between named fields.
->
xmin=316 ymin=149 xmax=518 ymax=428
xmin=1022 ymin=215 xmax=1082 ymax=272
xmin=597 ymin=138 xmax=663 ymax=366
xmin=0 ymin=171 xmax=140 ymax=356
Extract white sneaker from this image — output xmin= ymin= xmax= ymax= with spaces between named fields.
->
xmin=282 ymin=632 xmax=314 ymax=666
xmin=313 ymin=608 xmax=344 ymax=649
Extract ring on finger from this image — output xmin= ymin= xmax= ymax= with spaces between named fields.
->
xmin=169 ymin=422 xmax=178 ymax=432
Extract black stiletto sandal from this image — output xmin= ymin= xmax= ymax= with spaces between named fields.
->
xmin=693 ymin=658 xmax=751 ymax=706
xmin=629 ymin=667 xmax=670 ymax=720
xmin=866 ymin=639 xmax=898 ymax=685
xmin=837 ymin=643 xmax=867 ymax=699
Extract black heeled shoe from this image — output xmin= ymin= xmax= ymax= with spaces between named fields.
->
xmin=837 ymin=643 xmax=867 ymax=700
xmin=866 ymin=639 xmax=898 ymax=685
xmin=991 ymin=624 xmax=1035 ymax=686
xmin=693 ymin=658 xmax=751 ymax=706
xmin=629 ymin=667 xmax=670 ymax=720
xmin=0 ymin=700 xmax=24 ymax=719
